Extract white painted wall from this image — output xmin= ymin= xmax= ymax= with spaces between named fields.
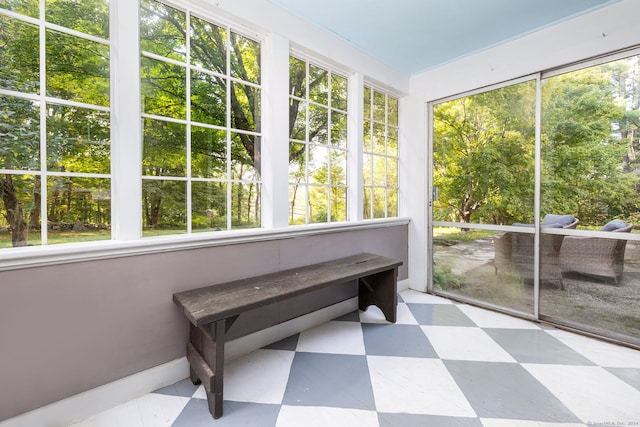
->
xmin=402 ymin=0 xmax=640 ymax=292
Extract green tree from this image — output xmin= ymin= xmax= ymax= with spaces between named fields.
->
xmin=1 ymin=1 xmax=110 ymax=247
xmin=140 ymin=0 xmax=261 ymax=230
xmin=541 ymin=65 xmax=638 ymax=225
xmin=433 ymin=81 xmax=536 ymax=224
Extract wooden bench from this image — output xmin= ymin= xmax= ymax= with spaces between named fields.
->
xmin=172 ymin=252 xmax=402 ymax=419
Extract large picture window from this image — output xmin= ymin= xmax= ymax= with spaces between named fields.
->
xmin=140 ymin=0 xmax=261 ymax=235
xmin=0 ymin=0 xmax=111 ymax=248
xmin=288 ymin=56 xmax=348 ymax=224
xmin=363 ymin=86 xmax=398 ymax=219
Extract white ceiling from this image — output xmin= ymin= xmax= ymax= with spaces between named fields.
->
xmin=268 ymin=0 xmax=620 ymax=76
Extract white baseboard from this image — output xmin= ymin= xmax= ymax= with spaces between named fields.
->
xmin=0 ymin=297 xmax=361 ymax=427
xmin=0 ymin=357 xmax=190 ymax=427
xmin=397 ymin=278 xmax=410 ymax=292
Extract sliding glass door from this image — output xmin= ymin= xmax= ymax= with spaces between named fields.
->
xmin=539 ymin=54 xmax=640 ymax=346
xmin=430 ymin=78 xmax=537 ymax=317
xmin=430 ymin=49 xmax=640 ymax=347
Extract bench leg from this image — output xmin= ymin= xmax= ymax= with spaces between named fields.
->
xmin=189 ymin=324 xmax=202 ymax=385
xmin=187 ymin=320 xmax=226 ymax=419
xmin=207 ymin=320 xmax=225 ymax=419
xmin=358 ymin=268 xmax=398 ymax=323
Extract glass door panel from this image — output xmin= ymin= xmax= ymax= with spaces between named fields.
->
xmin=431 ymin=80 xmax=536 ymax=316
xmin=432 ymin=226 xmax=535 ymax=314
xmin=540 ymin=54 xmax=640 ymax=346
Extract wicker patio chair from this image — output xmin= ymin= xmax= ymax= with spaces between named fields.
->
xmin=494 ymin=214 xmax=579 ymax=289
xmin=493 ymin=232 xmax=513 ymax=274
xmin=559 ymin=221 xmax=633 ymax=287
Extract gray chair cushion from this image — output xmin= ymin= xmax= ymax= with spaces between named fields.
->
xmin=542 ymin=214 xmax=576 ymax=227
xmin=601 ymin=219 xmax=627 ymax=231
xmin=541 ymin=223 xmax=564 ymax=228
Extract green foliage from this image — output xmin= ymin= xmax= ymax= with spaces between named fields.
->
xmin=433 ymin=81 xmax=536 ymax=225
xmin=433 ymin=227 xmax=496 ymax=242
xmin=432 ymin=264 xmax=464 ymax=290
xmin=288 ymin=58 xmax=348 ymax=224
xmin=138 ymin=0 xmax=262 ymax=232
xmin=434 ymin=56 xmax=640 ymax=228
xmin=1 ymin=1 xmax=112 ymax=246
xmin=541 ymin=62 xmax=640 ymax=225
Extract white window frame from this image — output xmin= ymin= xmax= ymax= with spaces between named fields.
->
xmin=287 ymin=54 xmax=350 ymax=225
xmin=0 ymin=0 xmax=409 ymax=270
xmin=362 ymin=84 xmax=400 ymax=219
xmin=0 ymin=1 xmax=112 ymax=246
xmin=139 ymin=0 xmax=263 ymax=235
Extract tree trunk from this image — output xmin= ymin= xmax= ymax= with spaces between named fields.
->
xmin=30 ymin=176 xmax=41 ymax=229
xmin=1 ymin=174 xmax=28 ymax=246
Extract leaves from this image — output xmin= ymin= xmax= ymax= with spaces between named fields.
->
xmin=434 ymin=56 xmax=640 ymax=227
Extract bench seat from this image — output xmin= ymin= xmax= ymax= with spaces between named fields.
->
xmin=173 ymin=252 xmax=402 ymax=419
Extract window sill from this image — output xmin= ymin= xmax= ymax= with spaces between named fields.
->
xmin=0 ymin=218 xmax=410 ymax=271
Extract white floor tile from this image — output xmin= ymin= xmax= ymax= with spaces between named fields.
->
xmin=70 ymin=400 xmax=144 ymax=427
xmin=276 ymin=405 xmax=379 ymax=427
xmin=367 ymin=355 xmax=476 ymax=417
xmin=296 ymin=320 xmax=365 ymax=355
xmin=545 ymin=329 xmax=640 ymax=368
xmin=71 ymin=393 xmax=189 ymax=427
xmin=523 ymin=364 xmax=640 ymax=424
xmin=400 ymin=289 xmax=453 ymax=304
xmin=422 ymin=325 xmax=517 ymax=362
xmin=457 ymin=304 xmax=540 ymax=329
xmin=136 ymin=394 xmax=191 ymax=427
xmin=359 ymin=304 xmax=389 ymax=323
xmin=191 ymin=384 xmax=206 ymax=400
xmin=223 ymin=349 xmax=295 ymax=404
xmin=360 ymin=302 xmax=418 ymax=324
xmin=481 ymin=419 xmax=587 ymax=427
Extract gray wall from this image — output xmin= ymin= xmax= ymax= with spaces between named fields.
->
xmin=0 ymin=225 xmax=408 ymax=421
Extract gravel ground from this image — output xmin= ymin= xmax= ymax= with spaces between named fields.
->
xmin=433 ymin=238 xmax=640 ymax=346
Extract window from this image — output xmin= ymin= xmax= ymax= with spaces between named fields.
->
xmin=288 ymin=56 xmax=348 ymax=224
xmin=140 ymin=0 xmax=261 ymax=235
xmin=363 ymin=87 xmax=398 ymax=219
xmin=0 ymin=0 xmax=111 ymax=248
xmin=0 ymin=0 xmax=403 ymax=255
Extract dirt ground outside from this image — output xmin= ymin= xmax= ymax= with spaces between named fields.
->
xmin=432 ymin=236 xmax=640 ymax=347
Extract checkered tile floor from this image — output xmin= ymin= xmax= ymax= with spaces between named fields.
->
xmin=73 ymin=290 xmax=640 ymax=426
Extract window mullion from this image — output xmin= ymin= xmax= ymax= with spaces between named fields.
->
xmin=261 ymin=33 xmax=290 ymax=229
xmin=348 ymin=72 xmax=364 ymax=222
xmin=39 ymin=0 xmax=48 ymax=245
xmin=111 ymin=0 xmax=142 ymax=240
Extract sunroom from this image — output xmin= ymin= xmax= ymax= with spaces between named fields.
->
xmin=1 ymin=0 xmax=640 ymax=425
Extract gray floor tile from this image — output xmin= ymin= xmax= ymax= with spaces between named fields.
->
xmin=606 ymin=367 xmax=640 ymax=391
xmin=282 ymin=352 xmax=376 ymax=410
xmin=378 ymin=412 xmax=482 ymax=427
xmin=153 ymin=378 xmax=199 ymax=398
xmin=444 ymin=360 xmax=581 ymax=423
xmin=334 ymin=310 xmax=361 ymax=322
xmin=262 ymin=334 xmax=299 ymax=351
xmin=172 ymin=399 xmax=280 ymax=427
xmin=484 ymin=329 xmax=595 ymax=365
xmin=362 ymin=323 xmax=438 ymax=358
xmin=407 ymin=303 xmax=476 ymax=326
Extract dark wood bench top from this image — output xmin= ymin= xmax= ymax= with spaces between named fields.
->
xmin=173 ymin=252 xmax=402 ymax=327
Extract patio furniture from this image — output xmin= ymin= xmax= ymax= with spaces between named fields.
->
xmin=560 ymin=220 xmax=633 ymax=287
xmin=493 ymin=214 xmax=579 ymax=289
